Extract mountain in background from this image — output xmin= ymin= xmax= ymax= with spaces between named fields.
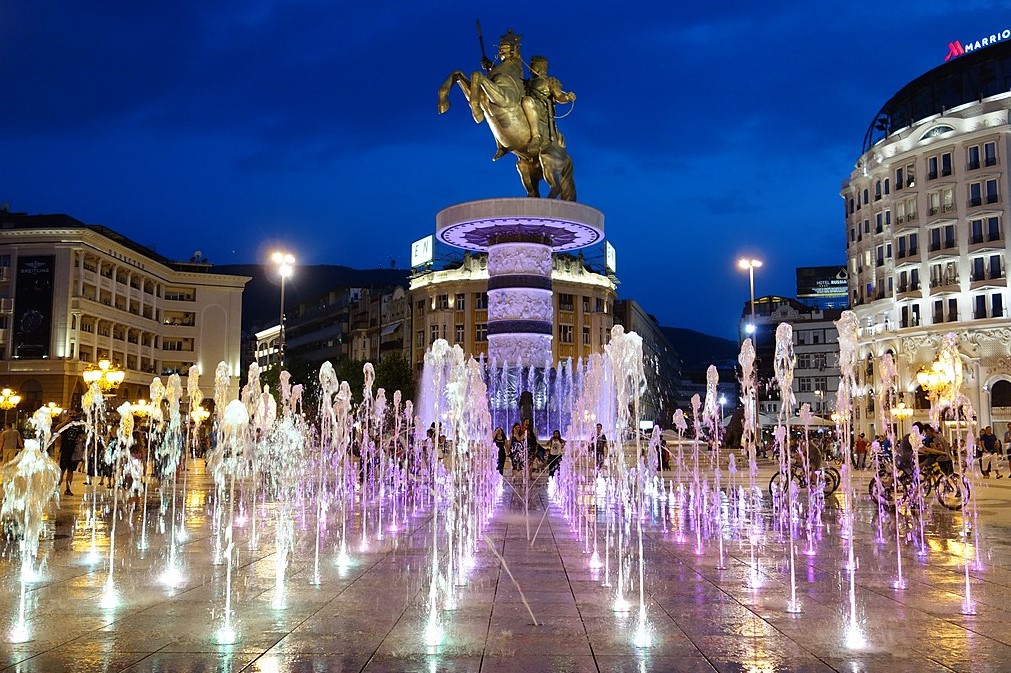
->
xmin=661 ymin=326 xmax=739 ymax=369
xmin=214 ymin=263 xmax=411 ymax=332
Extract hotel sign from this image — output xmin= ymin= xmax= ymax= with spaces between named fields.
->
xmin=604 ymin=241 xmax=616 ymax=274
xmin=945 ymin=27 xmax=1011 ymax=61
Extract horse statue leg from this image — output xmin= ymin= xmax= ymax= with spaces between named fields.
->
xmin=516 ymin=156 xmax=542 ymax=198
xmin=437 ymin=71 xmax=468 ymax=114
xmin=540 ymin=147 xmax=576 ymax=201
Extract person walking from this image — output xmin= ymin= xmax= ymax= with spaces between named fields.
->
xmin=547 ymin=430 xmax=564 ymax=476
xmin=854 ymin=433 xmax=869 ymax=470
xmin=493 ymin=427 xmax=507 ymax=475
xmin=1 ymin=422 xmax=24 ymax=464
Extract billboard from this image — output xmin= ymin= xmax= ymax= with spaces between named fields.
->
xmin=796 ymin=266 xmax=847 ymax=300
xmin=605 ymin=241 xmax=616 ymax=274
xmin=13 ymin=255 xmax=55 ymax=358
xmin=411 ymin=235 xmax=434 ymax=267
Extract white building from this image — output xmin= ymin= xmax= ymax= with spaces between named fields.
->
xmin=843 ymin=42 xmax=1011 ymax=435
xmin=0 ymin=212 xmax=249 ymax=413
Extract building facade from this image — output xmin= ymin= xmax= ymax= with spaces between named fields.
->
xmin=739 ymin=296 xmax=842 ymax=417
xmin=408 ymin=252 xmax=616 ymax=369
xmin=843 ymin=41 xmax=1011 ymax=435
xmin=0 ymin=212 xmax=248 ymax=414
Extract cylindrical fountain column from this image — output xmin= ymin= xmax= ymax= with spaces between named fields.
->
xmin=487 ymin=234 xmax=554 ymax=367
xmin=436 ymin=197 xmax=605 ymax=367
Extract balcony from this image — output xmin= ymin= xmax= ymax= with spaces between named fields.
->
xmin=929 ymin=278 xmax=961 ymax=295
xmin=970 ymin=274 xmax=1007 ymax=291
xmin=896 ymin=284 xmax=921 ymax=300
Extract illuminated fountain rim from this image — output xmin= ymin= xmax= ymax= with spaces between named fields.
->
xmin=436 ymin=198 xmax=604 ymax=252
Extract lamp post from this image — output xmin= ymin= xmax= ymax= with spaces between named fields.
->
xmin=737 ymin=258 xmax=763 ymax=336
xmin=0 ymin=388 xmax=22 ymax=426
xmin=890 ymin=401 xmax=913 ymax=438
xmin=737 ymin=257 xmax=763 ymax=442
xmin=83 ymin=359 xmax=126 ymax=396
xmin=271 ymin=251 xmax=296 ymax=370
xmin=718 ymin=394 xmax=727 ymax=425
xmin=42 ymin=402 xmax=63 ymax=418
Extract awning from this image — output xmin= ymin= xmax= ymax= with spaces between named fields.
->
xmin=380 ymin=321 xmax=402 ymax=336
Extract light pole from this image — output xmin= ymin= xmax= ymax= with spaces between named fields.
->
xmin=271 ymin=251 xmax=296 ymax=370
xmin=890 ymin=401 xmax=913 ymax=438
xmin=718 ymin=394 xmax=727 ymax=425
xmin=82 ymin=359 xmax=126 ymax=396
xmin=737 ymin=258 xmax=763 ymax=335
xmin=737 ymin=257 xmax=763 ymax=443
xmin=0 ymin=388 xmax=22 ymax=426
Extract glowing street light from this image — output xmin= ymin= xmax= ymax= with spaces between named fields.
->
xmin=42 ymin=402 xmax=63 ymax=418
xmin=271 ymin=251 xmax=296 ymax=369
xmin=737 ymin=258 xmax=763 ymax=335
xmin=82 ymin=359 xmax=125 ymax=394
xmin=0 ymin=388 xmax=22 ymax=425
xmin=890 ymin=401 xmax=914 ymax=437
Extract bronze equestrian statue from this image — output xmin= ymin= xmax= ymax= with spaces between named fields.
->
xmin=438 ymin=29 xmax=577 ymax=201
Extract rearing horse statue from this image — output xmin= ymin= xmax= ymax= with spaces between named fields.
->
xmin=437 ymin=30 xmax=576 ymax=201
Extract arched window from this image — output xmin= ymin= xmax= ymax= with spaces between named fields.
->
xmin=920 ymin=125 xmax=954 ymax=140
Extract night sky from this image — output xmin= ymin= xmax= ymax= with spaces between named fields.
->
xmin=0 ymin=2 xmax=1002 ymax=338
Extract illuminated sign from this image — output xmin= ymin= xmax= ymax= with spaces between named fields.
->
xmin=605 ymin=241 xmax=616 ymax=274
xmin=796 ymin=266 xmax=848 ymax=299
xmin=411 ymin=235 xmax=434 ymax=267
xmin=944 ymin=27 xmax=1011 ymax=61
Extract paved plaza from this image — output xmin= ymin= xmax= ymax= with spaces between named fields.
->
xmin=3 ymin=458 xmax=1011 ymax=673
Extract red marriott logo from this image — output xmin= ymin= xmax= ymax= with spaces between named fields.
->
xmin=944 ymin=28 xmax=1011 ymax=61
xmin=945 ymin=41 xmax=964 ymax=62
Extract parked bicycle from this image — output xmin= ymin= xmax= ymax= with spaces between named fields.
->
xmin=769 ymin=462 xmax=840 ymax=498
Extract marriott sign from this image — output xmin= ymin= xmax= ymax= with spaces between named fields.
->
xmin=945 ymin=27 xmax=1011 ymax=62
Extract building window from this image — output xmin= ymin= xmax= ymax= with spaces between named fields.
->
xmin=583 ymin=326 xmax=590 ymax=345
xmin=415 ymin=300 xmax=425 ymax=315
xmin=475 ymin=292 xmax=488 ymax=309
xmin=941 ymin=152 xmax=952 ymax=177
xmin=582 ymin=296 xmax=590 ymax=313
xmin=985 ymin=141 xmax=997 ymax=166
xmin=455 ymin=293 xmax=465 ymax=311
xmin=415 ymin=330 xmax=424 ymax=347
xmin=797 ymin=353 xmax=812 ymax=369
xmin=798 ymin=377 xmax=812 ymax=393
xmin=595 ymin=298 xmax=604 ymax=312
xmin=558 ymin=293 xmax=574 ymax=312
xmin=475 ymin=323 xmax=488 ymax=342
xmin=986 ymin=178 xmax=999 ymax=204
xmin=454 ymin=324 xmax=465 ymax=342
xmin=430 ymin=325 xmax=439 ymax=344
xmin=558 ymin=325 xmax=573 ymax=343
xmin=969 ymin=182 xmax=982 ymax=208
xmin=928 ymin=156 xmax=938 ymax=180
xmin=968 ymin=145 xmax=981 ymax=170
xmin=436 ymin=294 xmax=449 ymax=310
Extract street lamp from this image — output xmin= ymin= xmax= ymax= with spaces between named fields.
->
xmin=718 ymin=394 xmax=727 ymax=425
xmin=271 ymin=251 xmax=296 ymax=370
xmin=0 ymin=388 xmax=22 ymax=425
xmin=890 ymin=401 xmax=914 ymax=437
xmin=83 ymin=359 xmax=126 ymax=395
xmin=737 ymin=258 xmax=763 ymax=335
xmin=42 ymin=402 xmax=63 ymax=418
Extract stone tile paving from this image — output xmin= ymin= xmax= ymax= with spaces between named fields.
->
xmin=1 ymin=463 xmax=1011 ymax=671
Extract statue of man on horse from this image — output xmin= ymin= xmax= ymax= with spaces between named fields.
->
xmin=438 ymin=28 xmax=577 ymax=201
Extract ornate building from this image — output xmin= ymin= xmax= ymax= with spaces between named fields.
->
xmin=843 ymin=42 xmax=1011 ymax=435
xmin=0 ymin=211 xmax=248 ymax=412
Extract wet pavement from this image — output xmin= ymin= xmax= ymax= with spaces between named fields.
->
xmin=3 ymin=458 xmax=1011 ymax=672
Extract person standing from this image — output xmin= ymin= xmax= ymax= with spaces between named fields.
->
xmin=58 ymin=415 xmax=84 ymax=496
xmin=493 ymin=427 xmax=507 ymax=475
xmin=547 ymin=430 xmax=564 ymax=476
xmin=594 ymin=423 xmax=608 ymax=470
xmin=1 ymin=422 xmax=24 ymax=464
xmin=854 ymin=433 xmax=869 ymax=470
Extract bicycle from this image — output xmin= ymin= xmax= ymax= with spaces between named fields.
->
xmin=769 ymin=463 xmax=840 ymax=498
xmin=867 ymin=459 xmax=969 ymax=511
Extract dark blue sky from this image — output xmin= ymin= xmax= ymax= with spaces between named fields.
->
xmin=0 ymin=2 xmax=1003 ymax=338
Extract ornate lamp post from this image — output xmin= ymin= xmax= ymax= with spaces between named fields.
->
xmin=42 ymin=402 xmax=63 ymax=418
xmin=83 ymin=359 xmax=126 ymax=396
xmin=271 ymin=251 xmax=296 ymax=370
xmin=890 ymin=401 xmax=913 ymax=437
xmin=0 ymin=388 xmax=22 ymax=425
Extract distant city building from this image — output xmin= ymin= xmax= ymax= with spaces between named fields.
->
xmin=796 ymin=266 xmax=849 ymax=310
xmin=0 ymin=211 xmax=248 ymax=413
xmin=739 ymin=296 xmax=842 ymax=417
xmin=843 ymin=40 xmax=1011 ymax=436
xmin=408 ymin=252 xmax=616 ymax=370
